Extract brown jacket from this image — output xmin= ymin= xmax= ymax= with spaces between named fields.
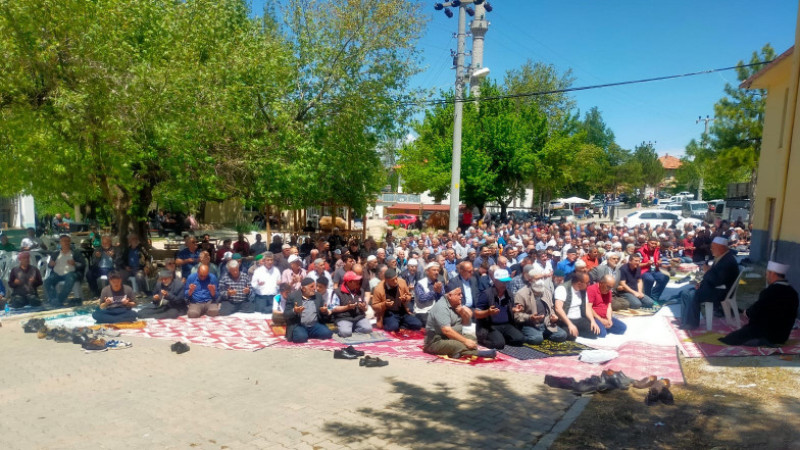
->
xmin=513 ymin=285 xmax=559 ymax=333
xmin=371 ymin=278 xmax=412 ymax=329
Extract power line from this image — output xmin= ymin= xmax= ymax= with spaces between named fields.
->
xmin=402 ymin=60 xmax=773 ymax=107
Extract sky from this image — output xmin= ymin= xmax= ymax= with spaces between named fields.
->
xmin=251 ymin=1 xmax=798 ymax=157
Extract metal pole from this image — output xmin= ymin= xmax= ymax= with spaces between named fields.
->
xmin=448 ymin=5 xmax=466 ymax=232
xmin=696 ymin=115 xmax=714 ymax=201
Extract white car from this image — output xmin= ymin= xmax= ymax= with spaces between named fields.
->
xmin=677 ymin=191 xmax=695 ymax=200
xmin=617 ymin=209 xmax=681 ymax=228
xmin=663 ymin=203 xmax=683 ymax=212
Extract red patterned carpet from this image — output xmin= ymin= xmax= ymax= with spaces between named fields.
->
xmin=666 ymin=316 xmax=800 ymax=358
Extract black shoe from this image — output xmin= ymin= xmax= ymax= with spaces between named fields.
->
xmin=572 ymin=376 xmax=600 ymax=395
xmin=601 ymin=370 xmax=631 ymax=390
xmin=82 ymin=338 xmax=106 ymax=351
xmin=334 ymin=349 xmax=359 ymax=360
xmin=344 ymin=345 xmax=365 ymax=357
xmin=360 ymin=356 xmax=388 ymax=367
xmin=645 ymin=379 xmax=673 ymax=406
xmin=53 ymin=328 xmax=71 ymax=343
xmin=171 ymin=342 xmax=190 ymax=354
xmin=544 ymin=375 xmax=577 ymax=391
xmin=22 ymin=318 xmax=46 ymax=333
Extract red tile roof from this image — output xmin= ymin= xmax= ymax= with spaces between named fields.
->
xmin=659 ymin=154 xmax=682 ymax=170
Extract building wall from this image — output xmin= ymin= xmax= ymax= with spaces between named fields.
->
xmin=203 ymin=198 xmax=244 ymax=225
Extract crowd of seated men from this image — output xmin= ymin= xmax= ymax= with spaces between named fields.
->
xmin=1 ymin=214 xmax=796 ymax=353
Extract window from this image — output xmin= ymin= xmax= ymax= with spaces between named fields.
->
xmin=640 ymin=213 xmax=657 ymax=219
xmin=660 ymin=213 xmax=679 ymax=221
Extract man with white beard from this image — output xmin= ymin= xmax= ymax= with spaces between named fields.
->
xmin=513 ymin=266 xmax=568 ymax=344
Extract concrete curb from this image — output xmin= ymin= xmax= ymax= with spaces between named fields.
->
xmin=533 ymin=395 xmax=592 ymax=449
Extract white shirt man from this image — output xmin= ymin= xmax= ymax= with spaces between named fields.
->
xmin=251 ymin=259 xmax=281 ymax=296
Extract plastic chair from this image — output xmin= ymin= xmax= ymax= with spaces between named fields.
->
xmin=704 ymin=270 xmax=744 ymax=331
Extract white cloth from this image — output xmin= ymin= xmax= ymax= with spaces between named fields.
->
xmin=578 ymin=349 xmax=619 ymax=364
xmin=250 ymin=266 xmax=281 ymax=296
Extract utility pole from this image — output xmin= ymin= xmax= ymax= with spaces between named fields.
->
xmin=696 ymin=115 xmax=714 ymax=201
xmin=434 ymin=1 xmax=492 ymax=231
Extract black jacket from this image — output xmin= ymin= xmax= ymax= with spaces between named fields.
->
xmin=697 ymin=251 xmax=739 ymax=305
xmin=746 ymin=281 xmax=799 ymax=344
xmin=446 ymin=275 xmax=479 ymax=307
xmin=284 ymin=290 xmax=329 ymax=341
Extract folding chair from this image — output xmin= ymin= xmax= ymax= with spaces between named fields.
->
xmin=704 ymin=270 xmax=744 ymax=331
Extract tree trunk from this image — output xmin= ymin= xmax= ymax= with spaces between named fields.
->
xmin=266 ymin=203 xmax=272 ymax=244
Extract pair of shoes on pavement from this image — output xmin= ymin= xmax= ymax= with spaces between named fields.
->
xmin=332 ymin=346 xmax=389 ymax=367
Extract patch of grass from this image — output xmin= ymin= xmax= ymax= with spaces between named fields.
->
xmin=553 ymin=354 xmax=800 ymax=449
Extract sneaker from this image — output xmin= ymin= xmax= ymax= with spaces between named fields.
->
xmin=334 ymin=349 xmax=359 ymax=360
xmin=82 ymin=338 xmax=107 ymax=351
xmin=22 ymin=318 xmax=46 ymax=333
xmin=106 ymin=340 xmax=132 ymax=350
xmin=632 ymin=375 xmax=658 ymax=389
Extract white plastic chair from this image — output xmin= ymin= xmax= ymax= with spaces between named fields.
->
xmin=705 ymin=270 xmax=744 ymax=331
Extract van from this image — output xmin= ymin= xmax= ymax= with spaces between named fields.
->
xmin=682 ymin=200 xmax=709 ymax=219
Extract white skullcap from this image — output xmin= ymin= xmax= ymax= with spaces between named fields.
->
xmin=575 ymin=259 xmax=587 ymax=268
xmin=612 ymin=242 xmax=622 ymax=249
xmin=528 ymin=266 xmax=545 ymax=277
xmin=288 ymin=254 xmax=301 ymax=264
xmin=767 ymin=261 xmax=789 ymax=275
xmin=367 ymin=255 xmax=377 ymax=262
xmin=424 ymin=262 xmax=440 ymax=271
xmin=582 ymin=239 xmax=589 ymax=244
xmin=712 ymin=236 xmax=729 ymax=245
xmin=658 ymin=233 xmax=667 ymax=239
xmin=407 ymin=258 xmax=418 ymax=266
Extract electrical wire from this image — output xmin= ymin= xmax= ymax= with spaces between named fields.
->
xmin=400 ymin=60 xmax=774 ymax=107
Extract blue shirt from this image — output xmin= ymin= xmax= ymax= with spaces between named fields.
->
xmin=476 ymin=289 xmax=512 ymax=325
xmin=458 ymin=276 xmax=474 ymax=308
xmin=127 ymin=248 xmax=140 ymax=269
xmin=185 ymin=272 xmax=219 ymax=303
xmin=557 ymin=259 xmax=576 ymax=277
xmin=177 ymin=248 xmax=201 ymax=279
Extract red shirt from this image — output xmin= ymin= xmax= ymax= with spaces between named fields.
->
xmin=681 ymin=238 xmax=694 ymax=258
xmin=637 ymin=244 xmax=659 ymax=274
xmin=587 ymin=283 xmax=611 ymax=319
xmin=582 ymin=255 xmax=600 ymax=270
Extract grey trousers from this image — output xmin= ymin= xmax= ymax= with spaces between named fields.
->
xmin=336 ymin=318 xmax=372 ymax=337
xmin=423 ymin=333 xmax=479 ymax=358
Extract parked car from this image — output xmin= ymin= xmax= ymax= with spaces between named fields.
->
xmin=507 ymin=210 xmax=533 ymax=222
xmin=663 ymin=203 xmax=683 ymax=212
xmin=384 ymin=214 xmax=417 ymax=228
xmin=677 ymin=191 xmax=695 ymax=200
xmin=548 ymin=200 xmax=564 ymax=210
xmin=617 ymin=209 xmax=680 ymax=228
xmin=549 ymin=209 xmax=577 ymax=223
xmin=682 ymin=200 xmax=710 ymax=219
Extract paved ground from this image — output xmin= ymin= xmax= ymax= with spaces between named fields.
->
xmin=0 ymin=320 xmax=579 ymax=449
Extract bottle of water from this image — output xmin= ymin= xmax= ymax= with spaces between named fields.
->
xmin=3 ymin=302 xmax=9 ymax=317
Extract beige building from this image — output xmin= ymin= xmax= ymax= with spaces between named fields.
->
xmin=741 ymin=26 xmax=800 ymax=286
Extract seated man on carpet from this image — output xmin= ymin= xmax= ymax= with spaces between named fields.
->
xmin=92 ymin=271 xmax=138 ymax=324
xmin=7 ymin=251 xmax=44 ymax=308
xmin=218 ymin=259 xmax=254 ymax=315
xmin=587 ymin=274 xmax=627 ymax=338
xmin=185 ymin=264 xmax=220 ymax=318
xmin=330 ymin=271 xmax=372 ymax=337
xmin=423 ymin=286 xmax=493 ymax=359
xmin=474 ymin=268 xmax=525 ymax=350
xmin=284 ymin=277 xmax=333 ymax=343
xmin=513 ymin=266 xmax=567 ymax=344
xmin=87 ymin=235 xmax=118 ymax=298
xmin=679 ymin=237 xmax=740 ymax=330
xmin=720 ymin=261 xmax=799 ymax=346
xmin=553 ymin=272 xmax=599 ymax=339
xmin=617 ymin=253 xmax=655 ymax=310
xmin=372 ymin=268 xmax=421 ymax=332
xmin=138 ymin=269 xmax=187 ymax=319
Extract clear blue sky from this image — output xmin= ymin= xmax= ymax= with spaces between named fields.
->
xmin=252 ymin=1 xmax=798 ymax=157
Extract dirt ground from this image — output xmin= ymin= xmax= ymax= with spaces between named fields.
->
xmin=552 ymin=352 xmax=800 ymax=449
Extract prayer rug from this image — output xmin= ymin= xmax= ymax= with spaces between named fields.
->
xmin=118 ymin=315 xmax=281 ymax=351
xmin=615 ymin=305 xmax=663 ymax=317
xmin=267 ymin=319 xmax=286 ymax=337
xmin=495 ymin=341 xmax=685 ymax=383
xmin=666 ymin=316 xmax=800 ymax=358
xmin=386 ymin=329 xmax=427 ymax=340
xmin=91 ymin=321 xmax=147 ymax=330
xmin=434 ymin=353 xmax=504 ymax=365
xmin=333 ymin=331 xmax=391 ymax=345
xmin=497 ymin=345 xmax=550 ymax=361
xmin=523 ymin=340 xmax=594 ymax=356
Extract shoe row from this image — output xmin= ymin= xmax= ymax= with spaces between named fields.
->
xmin=544 ymin=369 xmax=674 ymax=405
xmin=333 ymin=346 xmax=389 ymax=367
xmin=22 ymin=319 xmax=130 ymax=352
